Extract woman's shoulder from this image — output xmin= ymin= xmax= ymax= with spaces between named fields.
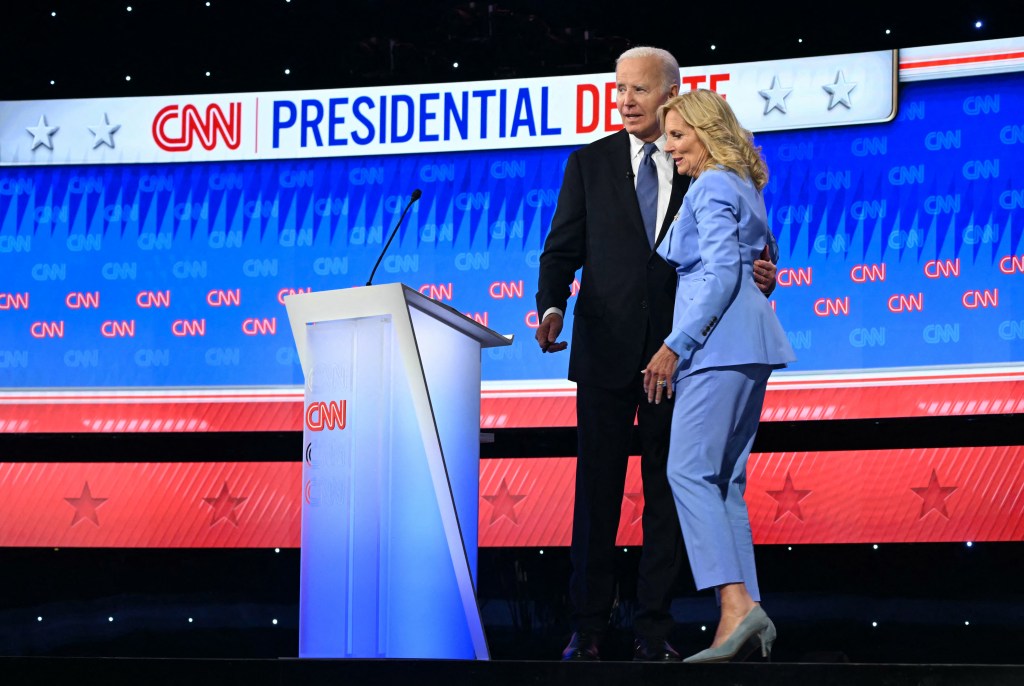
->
xmin=702 ymin=166 xmax=747 ymax=182
xmin=694 ymin=167 xmax=757 ymax=195
xmin=691 ymin=167 xmax=747 ymax=193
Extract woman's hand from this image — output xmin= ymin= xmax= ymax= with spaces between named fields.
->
xmin=642 ymin=344 xmax=680 ymax=404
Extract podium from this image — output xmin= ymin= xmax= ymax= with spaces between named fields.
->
xmin=283 ymin=283 xmax=512 ymax=660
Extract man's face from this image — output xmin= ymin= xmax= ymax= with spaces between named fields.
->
xmin=616 ymin=57 xmax=678 ymax=142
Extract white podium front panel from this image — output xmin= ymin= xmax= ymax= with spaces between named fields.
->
xmin=300 ymin=315 xmax=394 ymax=657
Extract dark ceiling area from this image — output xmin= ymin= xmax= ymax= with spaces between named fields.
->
xmin=3 ymin=0 xmax=1023 ymax=100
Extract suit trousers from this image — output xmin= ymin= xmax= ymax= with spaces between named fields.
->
xmin=571 ymin=375 xmax=683 ymax=639
xmin=667 ymin=364 xmax=771 ymax=599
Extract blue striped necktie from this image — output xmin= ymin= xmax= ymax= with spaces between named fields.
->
xmin=636 ymin=142 xmax=659 ymax=248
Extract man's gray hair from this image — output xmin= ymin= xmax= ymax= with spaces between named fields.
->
xmin=617 ymin=46 xmax=680 ymax=92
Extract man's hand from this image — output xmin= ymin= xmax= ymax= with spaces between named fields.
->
xmin=535 ymin=312 xmax=567 ymax=352
xmin=754 ymin=245 xmax=777 ymax=297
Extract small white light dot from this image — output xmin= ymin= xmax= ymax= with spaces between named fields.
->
xmin=623 ymin=548 xmax=628 ymax=553
xmin=966 ymin=541 xmax=973 ymax=547
xmin=37 ymin=616 xmax=43 ymax=622
xmin=108 ymin=616 xmax=114 ymax=622
xmin=205 ymin=1 xmax=211 ymax=5
xmin=272 ymin=618 xmax=278 ymax=625
xmin=871 ymin=621 xmax=878 ymax=627
xmin=274 ymin=548 xmax=280 ymax=553
xmin=787 ymin=546 xmax=793 ymax=551
xmin=539 ymin=549 xmax=545 ymax=555
xmin=284 ymin=68 xmax=291 ymax=75
xmin=700 ymin=625 xmax=707 ymax=632
xmin=50 ymin=80 xmax=56 ymax=85
xmin=125 ymin=75 xmax=132 ymax=81
xmin=51 ymin=11 xmax=57 ymax=16
xmin=710 ymin=44 xmax=716 ymax=51
xmin=453 ymin=62 xmax=459 ymax=69
xmin=126 ymin=5 xmax=132 ymax=11
xmin=975 ymin=21 xmax=983 ymax=29
xmin=188 ymin=617 xmax=194 ymax=623
xmin=798 ymin=38 xmax=803 ymax=43
xmin=205 ymin=71 xmax=211 ymax=77
xmin=965 ymin=621 xmax=970 ymax=626
xmin=885 ymin=29 xmax=891 ymax=35
xmin=873 ymin=544 xmax=879 ymax=550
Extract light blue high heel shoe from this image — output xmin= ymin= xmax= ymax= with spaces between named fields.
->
xmin=683 ymin=606 xmax=776 ymax=663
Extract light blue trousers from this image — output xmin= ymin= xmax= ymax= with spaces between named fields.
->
xmin=667 ymin=364 xmax=771 ymax=599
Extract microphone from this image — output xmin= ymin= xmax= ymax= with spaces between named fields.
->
xmin=365 ymin=188 xmax=422 ymax=287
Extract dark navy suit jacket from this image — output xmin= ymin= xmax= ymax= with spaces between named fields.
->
xmin=536 ymin=129 xmax=689 ymax=389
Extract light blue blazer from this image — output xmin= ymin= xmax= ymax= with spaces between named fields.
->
xmin=656 ymin=168 xmax=796 ymax=378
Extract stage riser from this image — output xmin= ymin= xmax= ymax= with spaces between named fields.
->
xmin=3 ymin=658 xmax=1024 ymax=686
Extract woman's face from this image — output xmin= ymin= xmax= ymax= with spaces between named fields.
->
xmin=663 ymin=109 xmax=708 ymax=178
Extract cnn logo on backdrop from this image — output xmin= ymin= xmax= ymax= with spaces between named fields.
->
xmin=152 ymin=103 xmax=241 ymax=152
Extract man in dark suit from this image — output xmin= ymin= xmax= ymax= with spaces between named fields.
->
xmin=535 ymin=46 xmax=777 ymax=662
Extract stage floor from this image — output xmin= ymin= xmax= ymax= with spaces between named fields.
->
xmin=4 ymin=656 xmax=1024 ymax=686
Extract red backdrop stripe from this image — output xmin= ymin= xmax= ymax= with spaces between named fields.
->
xmin=1 ymin=446 xmax=1021 ymax=548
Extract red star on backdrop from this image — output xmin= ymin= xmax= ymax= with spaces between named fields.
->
xmin=483 ymin=478 xmax=527 ymax=525
xmin=202 ymin=482 xmax=248 ymax=526
xmin=766 ymin=473 xmax=812 ymax=521
xmin=624 ymin=491 xmax=644 ymax=524
xmin=911 ymin=469 xmax=958 ymax=519
xmin=64 ymin=482 xmax=108 ymax=527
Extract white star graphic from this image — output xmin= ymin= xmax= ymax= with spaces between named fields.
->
xmin=758 ymin=76 xmax=793 ymax=115
xmin=26 ymin=115 xmax=59 ymax=150
xmin=87 ymin=112 xmax=121 ymax=149
xmin=823 ymin=70 xmax=857 ymax=110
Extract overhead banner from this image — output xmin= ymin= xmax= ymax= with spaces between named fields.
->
xmin=0 ymin=50 xmax=896 ymax=166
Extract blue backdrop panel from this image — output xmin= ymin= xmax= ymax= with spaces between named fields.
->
xmin=1 ymin=73 xmax=1022 ymax=388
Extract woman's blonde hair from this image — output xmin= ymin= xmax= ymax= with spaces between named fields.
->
xmin=658 ymin=89 xmax=768 ymax=190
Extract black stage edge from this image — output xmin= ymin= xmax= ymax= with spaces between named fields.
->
xmin=3 ymin=657 xmax=1024 ymax=686
xmin=4 ymin=413 xmax=1023 ymax=462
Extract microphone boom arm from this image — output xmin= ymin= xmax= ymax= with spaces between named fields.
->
xmin=365 ymin=189 xmax=422 ymax=286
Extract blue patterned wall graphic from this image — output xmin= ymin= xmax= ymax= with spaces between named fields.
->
xmin=1 ymin=74 xmax=1021 ymax=388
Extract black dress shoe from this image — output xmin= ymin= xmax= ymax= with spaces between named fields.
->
xmin=562 ymin=632 xmax=600 ymax=661
xmin=633 ymin=637 xmax=682 ymax=662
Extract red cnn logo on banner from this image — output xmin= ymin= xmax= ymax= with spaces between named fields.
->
xmin=153 ymin=103 xmax=242 ymax=152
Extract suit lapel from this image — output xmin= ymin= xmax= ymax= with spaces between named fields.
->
xmin=612 ymin=130 xmax=650 ymax=245
xmin=655 ymin=171 xmax=690 ymax=250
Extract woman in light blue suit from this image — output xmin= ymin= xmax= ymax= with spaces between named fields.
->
xmin=642 ymin=89 xmax=796 ymax=663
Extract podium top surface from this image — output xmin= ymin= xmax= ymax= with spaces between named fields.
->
xmin=402 ymin=284 xmax=514 ymax=348
xmin=283 ymin=283 xmax=513 ymax=376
